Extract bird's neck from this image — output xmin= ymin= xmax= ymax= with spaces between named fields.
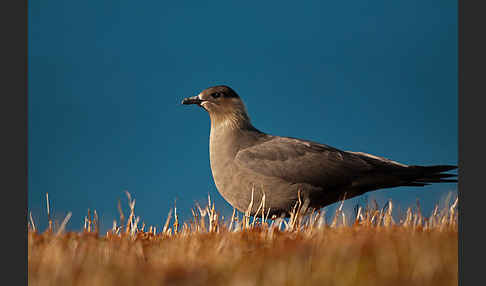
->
xmin=209 ymin=109 xmax=253 ymax=131
xmin=209 ymin=112 xmax=262 ymax=160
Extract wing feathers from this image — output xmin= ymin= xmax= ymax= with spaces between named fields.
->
xmin=235 ymin=136 xmax=457 ymax=190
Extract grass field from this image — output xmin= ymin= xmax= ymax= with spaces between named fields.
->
xmin=28 ymin=193 xmax=458 ymax=286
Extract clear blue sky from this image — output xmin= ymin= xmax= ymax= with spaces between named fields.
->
xmin=28 ymin=0 xmax=457 ymax=232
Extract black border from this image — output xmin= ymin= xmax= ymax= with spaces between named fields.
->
xmin=0 ymin=0 xmax=27 ymax=284
xmin=459 ymin=0 xmax=484 ymax=285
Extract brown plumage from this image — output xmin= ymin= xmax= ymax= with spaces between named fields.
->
xmin=182 ymin=85 xmax=457 ymax=217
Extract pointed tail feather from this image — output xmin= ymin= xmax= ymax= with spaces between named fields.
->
xmin=405 ymin=164 xmax=458 ymax=184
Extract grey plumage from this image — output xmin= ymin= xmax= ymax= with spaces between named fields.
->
xmin=182 ymin=85 xmax=457 ymax=217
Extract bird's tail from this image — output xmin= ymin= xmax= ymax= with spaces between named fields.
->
xmin=400 ymin=165 xmax=458 ymax=187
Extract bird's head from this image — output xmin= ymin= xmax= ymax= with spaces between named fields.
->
xmin=182 ymin=85 xmax=251 ymax=129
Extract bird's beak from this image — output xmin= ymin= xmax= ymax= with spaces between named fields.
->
xmin=182 ymin=95 xmax=203 ymax=105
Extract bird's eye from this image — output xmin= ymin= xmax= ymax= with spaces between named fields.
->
xmin=211 ymin=92 xmax=221 ymax=98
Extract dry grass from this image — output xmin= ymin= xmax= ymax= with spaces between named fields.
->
xmin=28 ymin=192 xmax=458 ymax=286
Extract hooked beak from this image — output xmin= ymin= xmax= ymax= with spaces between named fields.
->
xmin=182 ymin=95 xmax=204 ymax=105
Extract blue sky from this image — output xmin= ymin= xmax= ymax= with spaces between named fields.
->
xmin=28 ymin=0 xmax=457 ymax=232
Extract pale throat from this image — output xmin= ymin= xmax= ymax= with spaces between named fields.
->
xmin=209 ymin=110 xmax=251 ymax=160
xmin=209 ymin=109 xmax=251 ymax=131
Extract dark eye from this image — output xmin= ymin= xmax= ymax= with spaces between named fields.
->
xmin=211 ymin=92 xmax=221 ymax=98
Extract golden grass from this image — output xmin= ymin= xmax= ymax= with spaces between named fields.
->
xmin=28 ymin=192 xmax=458 ymax=286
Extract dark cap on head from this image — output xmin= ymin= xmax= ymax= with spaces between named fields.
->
xmin=200 ymin=85 xmax=240 ymax=99
xmin=182 ymin=85 xmax=240 ymax=105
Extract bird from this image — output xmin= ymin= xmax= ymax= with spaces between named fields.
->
xmin=182 ymin=85 xmax=457 ymax=217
